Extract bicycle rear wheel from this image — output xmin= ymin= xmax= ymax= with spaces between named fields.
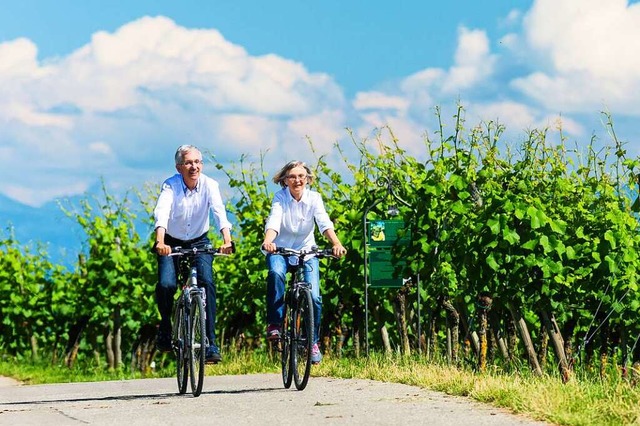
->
xmin=189 ymin=293 xmax=206 ymax=397
xmin=292 ymin=286 xmax=314 ymax=390
xmin=173 ymin=298 xmax=188 ymax=394
xmin=281 ymin=292 xmax=293 ymax=389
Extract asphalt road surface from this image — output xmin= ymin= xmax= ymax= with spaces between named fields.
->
xmin=0 ymin=374 xmax=550 ymax=425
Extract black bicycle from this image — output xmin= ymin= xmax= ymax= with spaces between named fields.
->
xmin=275 ymin=246 xmax=335 ymax=391
xmin=169 ymin=244 xmax=232 ymax=397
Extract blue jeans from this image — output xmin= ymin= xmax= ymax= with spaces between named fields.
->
xmin=156 ymin=234 xmax=218 ymax=349
xmin=266 ymin=254 xmax=321 ymax=344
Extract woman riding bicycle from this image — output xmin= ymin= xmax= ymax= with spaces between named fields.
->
xmin=261 ymin=160 xmax=347 ymax=364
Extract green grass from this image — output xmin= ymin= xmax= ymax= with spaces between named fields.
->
xmin=2 ymin=350 xmax=640 ymax=426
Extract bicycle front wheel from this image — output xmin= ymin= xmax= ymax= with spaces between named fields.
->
xmin=189 ymin=293 xmax=206 ymax=397
xmin=281 ymin=292 xmax=293 ymax=389
xmin=173 ymin=298 xmax=188 ymax=394
xmin=292 ymin=286 xmax=314 ymax=390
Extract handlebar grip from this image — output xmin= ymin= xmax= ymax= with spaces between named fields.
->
xmin=319 ymin=248 xmax=336 ymax=257
xmin=218 ymin=241 xmax=236 ymax=254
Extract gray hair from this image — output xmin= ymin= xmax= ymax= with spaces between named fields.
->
xmin=174 ymin=145 xmax=201 ymax=166
xmin=272 ymin=160 xmax=314 ymax=188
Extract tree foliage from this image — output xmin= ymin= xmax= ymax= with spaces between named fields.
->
xmin=2 ymin=109 xmax=640 ymax=375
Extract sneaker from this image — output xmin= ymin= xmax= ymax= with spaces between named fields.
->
xmin=266 ymin=324 xmax=281 ymax=340
xmin=311 ymin=343 xmax=322 ymax=364
xmin=156 ymin=330 xmax=172 ymax=353
xmin=205 ymin=345 xmax=222 ymax=364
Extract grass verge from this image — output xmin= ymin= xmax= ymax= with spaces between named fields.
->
xmin=2 ymin=350 xmax=639 ymax=426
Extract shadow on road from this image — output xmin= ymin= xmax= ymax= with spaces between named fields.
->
xmin=1 ymin=385 xmax=284 ymax=406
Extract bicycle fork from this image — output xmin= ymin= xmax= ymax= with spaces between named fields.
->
xmin=187 ymin=266 xmax=207 ymax=350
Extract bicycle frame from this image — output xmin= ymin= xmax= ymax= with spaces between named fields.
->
xmin=274 ymin=246 xmax=335 ymax=391
xmin=169 ymin=243 xmax=232 ymax=397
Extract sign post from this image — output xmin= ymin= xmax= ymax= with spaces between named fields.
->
xmin=363 ymin=177 xmax=420 ymax=356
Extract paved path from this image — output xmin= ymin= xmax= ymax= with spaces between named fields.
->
xmin=0 ymin=374 xmax=549 ymax=425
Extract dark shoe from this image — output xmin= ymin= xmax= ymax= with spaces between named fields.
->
xmin=205 ymin=346 xmax=222 ymax=364
xmin=156 ymin=331 xmax=172 ymax=353
xmin=266 ymin=324 xmax=281 ymax=340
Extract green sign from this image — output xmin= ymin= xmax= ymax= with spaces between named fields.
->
xmin=367 ymin=220 xmax=411 ymax=247
xmin=367 ymin=220 xmax=410 ymax=288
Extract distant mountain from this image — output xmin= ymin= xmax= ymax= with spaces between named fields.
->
xmin=0 ymin=194 xmax=84 ymax=269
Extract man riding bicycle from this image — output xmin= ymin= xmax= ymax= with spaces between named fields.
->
xmin=153 ymin=144 xmax=234 ymax=363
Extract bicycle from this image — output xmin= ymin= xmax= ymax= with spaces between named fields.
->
xmin=274 ymin=246 xmax=336 ymax=391
xmin=169 ymin=243 xmax=233 ymax=397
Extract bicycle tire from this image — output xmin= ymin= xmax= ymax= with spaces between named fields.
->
xmin=189 ymin=293 xmax=206 ymax=397
xmin=292 ymin=285 xmax=314 ymax=390
xmin=173 ymin=298 xmax=188 ymax=394
xmin=281 ymin=291 xmax=293 ymax=389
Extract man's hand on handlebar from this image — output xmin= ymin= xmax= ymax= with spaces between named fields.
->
xmin=218 ymin=241 xmax=235 ymax=255
xmin=155 ymin=242 xmax=171 ymax=256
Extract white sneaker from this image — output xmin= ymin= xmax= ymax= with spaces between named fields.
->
xmin=311 ymin=343 xmax=322 ymax=364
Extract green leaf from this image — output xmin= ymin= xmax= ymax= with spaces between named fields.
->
xmin=487 ymin=218 xmax=500 ymax=235
xmin=528 ymin=206 xmax=542 ymax=229
xmin=521 ymin=239 xmax=537 ymax=251
xmin=486 ymin=253 xmax=499 ymax=271
xmin=503 ymin=228 xmax=520 ymax=245
xmin=539 ymin=235 xmax=551 ymax=253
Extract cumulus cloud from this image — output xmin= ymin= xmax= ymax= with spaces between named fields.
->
xmin=349 ymin=1 xmax=640 ymax=155
xmin=513 ymin=0 xmax=640 ymax=114
xmin=4 ymin=3 xmax=640 ymax=208
xmin=351 ymin=26 xmax=498 ymax=155
xmin=466 ymin=101 xmax=584 ymax=136
xmin=0 ymin=16 xmax=346 ymax=206
xmin=442 ymin=27 xmax=496 ymax=93
xmin=392 ymin=26 xmax=496 ymax=100
xmin=353 ymin=92 xmax=410 ymax=113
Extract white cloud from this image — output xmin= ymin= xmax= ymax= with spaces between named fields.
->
xmin=4 ymin=179 xmax=91 ymax=207
xmin=390 ymin=26 xmax=496 ymax=105
xmin=502 ymin=9 xmax=523 ymax=27
xmin=0 ymin=102 xmax=73 ymax=128
xmin=0 ymin=16 xmax=346 ymax=206
xmin=286 ymin=109 xmax=346 ymax=156
xmin=353 ymin=91 xmax=409 ymax=113
xmin=468 ymin=101 xmax=537 ymax=131
xmin=89 ymin=141 xmax=114 ymax=156
xmin=0 ymin=38 xmax=41 ymax=76
xmin=3 ymin=5 xmax=640 ymax=208
xmin=466 ymin=101 xmax=584 ymax=136
xmin=498 ymin=33 xmax=519 ymax=51
xmin=514 ymin=0 xmax=640 ymax=113
xmin=442 ymin=27 xmax=496 ymax=94
xmin=215 ymin=114 xmax=279 ymax=153
xmin=349 ymin=26 xmax=499 ymax=154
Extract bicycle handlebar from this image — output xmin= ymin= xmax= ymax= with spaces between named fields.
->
xmin=274 ymin=246 xmax=337 ymax=259
xmin=169 ymin=241 xmax=236 ymax=257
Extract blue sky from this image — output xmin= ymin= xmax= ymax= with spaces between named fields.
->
xmin=1 ymin=1 xmax=531 ymax=96
xmin=2 ymin=0 xmax=640 ymax=207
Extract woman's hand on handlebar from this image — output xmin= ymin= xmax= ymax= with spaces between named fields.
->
xmin=332 ymin=243 xmax=347 ymax=258
xmin=262 ymin=242 xmax=277 ymax=253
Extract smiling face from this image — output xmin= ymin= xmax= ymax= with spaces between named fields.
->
xmin=284 ymin=165 xmax=308 ymax=201
xmin=176 ymin=148 xmax=203 ymax=189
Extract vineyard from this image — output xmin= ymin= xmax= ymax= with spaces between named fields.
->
xmin=1 ymin=108 xmax=639 ymax=383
